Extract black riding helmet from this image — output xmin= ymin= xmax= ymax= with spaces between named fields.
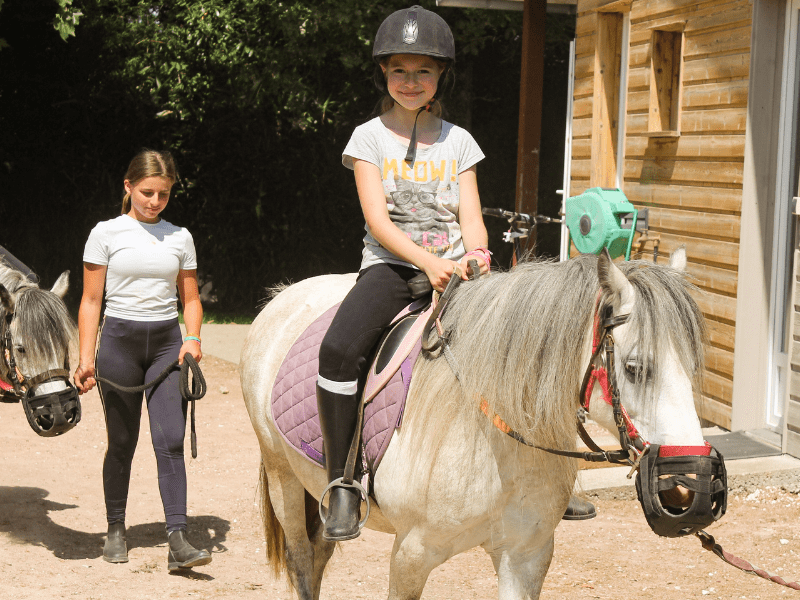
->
xmin=373 ymin=5 xmax=455 ymax=64
xmin=373 ymin=6 xmax=455 ymax=164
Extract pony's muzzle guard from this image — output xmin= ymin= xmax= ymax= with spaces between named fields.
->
xmin=22 ymin=384 xmax=81 ymax=437
xmin=635 ymin=444 xmax=727 ymax=538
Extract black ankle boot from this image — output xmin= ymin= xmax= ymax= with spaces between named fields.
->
xmin=562 ymin=495 xmax=597 ymax=520
xmin=316 ymin=384 xmax=362 ymax=541
xmin=103 ymin=521 xmax=128 ymax=563
xmin=167 ymin=529 xmax=212 ymax=571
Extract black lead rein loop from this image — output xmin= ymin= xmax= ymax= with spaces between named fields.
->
xmin=96 ymin=354 xmax=206 ymax=458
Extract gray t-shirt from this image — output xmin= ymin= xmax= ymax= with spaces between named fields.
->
xmin=343 ymin=117 xmax=485 ymax=271
xmin=83 ymin=215 xmax=197 ymax=321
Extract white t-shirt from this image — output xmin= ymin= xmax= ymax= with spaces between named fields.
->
xmin=83 ymin=215 xmax=197 ymax=321
xmin=343 ymin=117 xmax=485 ymax=271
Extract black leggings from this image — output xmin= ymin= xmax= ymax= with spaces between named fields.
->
xmin=318 ymin=263 xmax=418 ymax=388
xmin=96 ymin=316 xmax=188 ymax=532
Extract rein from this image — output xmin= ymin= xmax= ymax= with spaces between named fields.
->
xmin=96 ymin=355 xmax=207 ymax=458
xmin=478 ymin=303 xmax=647 ymax=471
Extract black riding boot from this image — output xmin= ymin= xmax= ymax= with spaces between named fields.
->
xmin=316 ymin=384 xmax=362 ymax=541
xmin=167 ymin=529 xmax=212 ymax=571
xmin=562 ymin=495 xmax=597 ymax=520
xmin=103 ymin=521 xmax=128 ymax=563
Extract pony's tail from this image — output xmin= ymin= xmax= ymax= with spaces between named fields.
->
xmin=257 ymin=461 xmax=288 ymax=581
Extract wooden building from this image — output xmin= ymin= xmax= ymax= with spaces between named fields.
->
xmin=569 ymin=0 xmax=800 ymax=450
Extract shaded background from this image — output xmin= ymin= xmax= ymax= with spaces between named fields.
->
xmin=0 ymin=0 xmax=574 ymax=316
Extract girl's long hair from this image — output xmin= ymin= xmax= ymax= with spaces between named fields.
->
xmin=121 ymin=149 xmax=178 ymax=215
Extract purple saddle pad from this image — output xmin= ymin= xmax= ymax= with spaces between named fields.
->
xmin=271 ymin=303 xmax=421 ymax=473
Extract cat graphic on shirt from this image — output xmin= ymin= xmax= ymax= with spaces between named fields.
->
xmin=388 ymin=178 xmax=451 ymax=255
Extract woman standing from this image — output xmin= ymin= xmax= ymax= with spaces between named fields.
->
xmin=73 ymin=149 xmax=211 ymax=570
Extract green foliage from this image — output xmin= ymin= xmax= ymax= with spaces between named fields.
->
xmin=0 ymin=0 xmax=571 ymax=313
xmin=53 ymin=0 xmax=83 ymax=41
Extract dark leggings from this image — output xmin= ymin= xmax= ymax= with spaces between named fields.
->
xmin=319 ymin=263 xmax=418 ymax=386
xmin=96 ymin=316 xmax=188 ymax=532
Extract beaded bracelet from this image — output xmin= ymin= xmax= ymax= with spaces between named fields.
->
xmin=184 ymin=335 xmax=201 ymax=344
xmin=464 ymin=247 xmax=493 ymax=272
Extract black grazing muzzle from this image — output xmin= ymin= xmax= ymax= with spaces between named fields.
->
xmin=635 ymin=443 xmax=727 ymax=537
xmin=20 ymin=370 xmax=82 ymax=437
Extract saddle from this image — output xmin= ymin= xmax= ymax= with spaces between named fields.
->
xmin=271 ymin=276 xmax=436 ymax=481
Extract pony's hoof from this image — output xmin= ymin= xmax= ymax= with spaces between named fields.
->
xmin=562 ymin=496 xmax=597 ymax=520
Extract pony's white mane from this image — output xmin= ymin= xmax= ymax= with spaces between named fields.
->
xmin=403 ymin=254 xmax=706 ymax=498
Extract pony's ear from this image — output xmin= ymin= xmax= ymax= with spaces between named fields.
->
xmin=51 ymin=270 xmax=69 ymax=298
xmin=0 ymin=283 xmax=13 ymax=315
xmin=597 ymin=249 xmax=635 ymax=310
xmin=668 ymin=246 xmax=687 ymax=272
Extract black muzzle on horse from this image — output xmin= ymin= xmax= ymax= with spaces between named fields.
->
xmin=635 ymin=443 xmax=727 ymax=537
xmin=18 ymin=370 xmax=82 ymax=437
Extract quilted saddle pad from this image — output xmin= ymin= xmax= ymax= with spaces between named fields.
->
xmin=271 ymin=303 xmax=421 ymax=473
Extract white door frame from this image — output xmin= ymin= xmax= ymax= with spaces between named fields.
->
xmin=733 ymin=0 xmax=793 ymax=432
xmin=766 ymin=0 xmax=800 ymax=431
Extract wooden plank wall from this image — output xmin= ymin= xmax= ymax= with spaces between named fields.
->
xmin=570 ymin=0 xmax=752 ymax=428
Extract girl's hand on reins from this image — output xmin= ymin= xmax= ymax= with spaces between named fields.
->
xmin=459 ymin=255 xmax=488 ymax=279
xmin=422 ymin=257 xmax=461 ymax=293
xmin=179 ymin=340 xmax=202 ymax=365
xmin=73 ymin=363 xmax=96 ymax=395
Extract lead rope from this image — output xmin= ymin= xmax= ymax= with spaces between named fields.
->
xmin=96 ymin=355 xmax=206 ymax=458
xmin=695 ymin=531 xmax=800 ymax=590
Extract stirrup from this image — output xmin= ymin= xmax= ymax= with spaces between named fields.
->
xmin=318 ymin=477 xmax=371 ymax=532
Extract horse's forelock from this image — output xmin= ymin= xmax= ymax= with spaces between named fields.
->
xmin=614 ymin=260 xmax=706 ymax=412
xmin=13 ymin=287 xmax=76 ymax=360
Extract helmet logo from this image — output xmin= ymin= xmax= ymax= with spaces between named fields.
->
xmin=402 ymin=13 xmax=418 ymax=45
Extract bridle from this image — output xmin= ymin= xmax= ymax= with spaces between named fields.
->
xmin=1 ymin=311 xmax=81 ymax=436
xmin=576 ymin=305 xmax=647 ymax=466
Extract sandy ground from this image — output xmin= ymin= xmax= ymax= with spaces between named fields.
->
xmin=2 ymin=354 xmax=800 ymax=600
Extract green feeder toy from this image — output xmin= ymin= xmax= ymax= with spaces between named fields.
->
xmin=565 ymin=187 xmax=638 ymax=260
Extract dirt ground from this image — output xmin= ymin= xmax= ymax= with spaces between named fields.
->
xmin=2 ymin=355 xmax=800 ymax=600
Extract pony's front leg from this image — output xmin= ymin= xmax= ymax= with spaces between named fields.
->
xmin=263 ymin=461 xmax=335 ymax=600
xmin=387 ymin=530 xmax=450 ymax=600
xmin=483 ymin=535 xmax=554 ymax=600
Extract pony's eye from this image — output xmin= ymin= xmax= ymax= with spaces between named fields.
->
xmin=14 ymin=345 xmax=25 ymax=355
xmin=624 ymin=360 xmax=647 ymax=382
